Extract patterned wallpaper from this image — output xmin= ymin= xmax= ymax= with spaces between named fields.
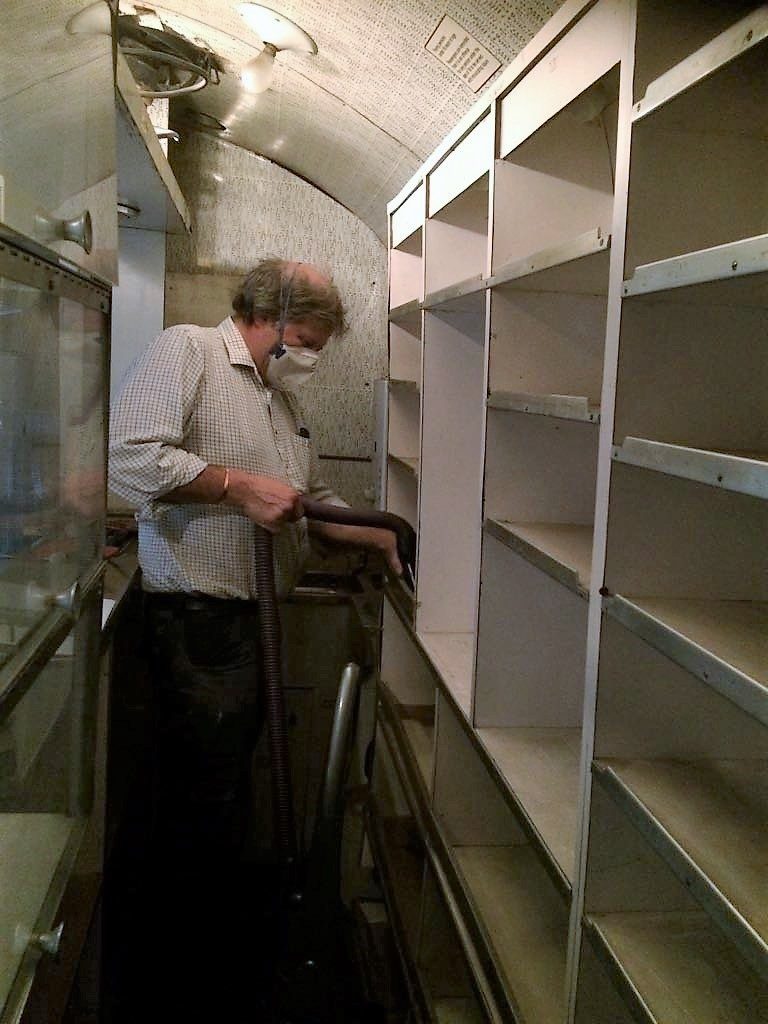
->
xmin=166 ymin=132 xmax=388 ymax=507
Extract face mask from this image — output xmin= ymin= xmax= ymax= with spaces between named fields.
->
xmin=264 ymin=343 xmax=319 ymax=390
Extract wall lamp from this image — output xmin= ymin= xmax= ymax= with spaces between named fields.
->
xmin=237 ymin=3 xmax=317 ymax=94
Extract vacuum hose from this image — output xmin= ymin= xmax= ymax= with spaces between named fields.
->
xmin=255 ymin=501 xmax=416 ymax=867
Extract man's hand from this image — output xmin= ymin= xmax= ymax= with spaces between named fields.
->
xmin=227 ymin=470 xmax=304 ymax=533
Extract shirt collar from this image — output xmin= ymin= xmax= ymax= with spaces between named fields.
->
xmin=219 ymin=316 xmax=256 ymax=369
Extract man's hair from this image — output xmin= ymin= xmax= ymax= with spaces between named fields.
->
xmin=232 ymin=258 xmax=348 ymax=336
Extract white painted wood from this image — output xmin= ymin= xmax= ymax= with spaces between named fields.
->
xmin=386 ymin=457 xmax=418 ymax=531
xmin=417 ymin=311 xmax=485 ymax=635
xmin=434 ymin=693 xmax=526 ymax=848
xmin=490 ymin=227 xmax=610 ymax=291
xmin=388 ymin=386 xmax=420 ymax=461
xmin=489 ymin=289 xmax=607 ymax=402
xmin=110 ymin=228 xmax=166 ymax=402
xmin=614 ymin=294 xmax=767 ymax=452
xmin=453 ymin=845 xmax=569 ymax=1024
xmin=484 ymin=520 xmax=593 ymax=597
xmin=390 ymin=244 xmax=423 ymax=309
xmin=381 ymin=601 xmax=436 ymax=710
xmin=428 ymin=115 xmax=493 ymax=218
xmin=474 ymin=534 xmax=587 ymax=728
xmin=391 ymin=184 xmax=425 ymax=249
xmin=605 ymin=465 xmax=768 ymax=600
xmin=389 ymin=322 xmax=422 ymax=383
xmin=614 ymin=439 xmax=768 ymax=500
xmin=499 ymin=0 xmax=627 ymax=157
xmin=402 ymin=718 xmax=435 ymax=793
xmin=488 ymin=392 xmax=600 ymax=424
xmin=495 ymin=96 xmax=617 ymax=270
xmin=418 ymin=633 xmax=475 ymax=721
xmin=477 ymin=727 xmax=582 ymax=882
xmin=419 ymin=870 xmax=479 ymax=1005
xmin=589 ymin=910 xmax=768 ymax=1023
xmin=425 ymin=182 xmax=489 ymax=295
xmin=626 ymin=46 xmax=768 ymax=273
xmin=595 ymin=615 xmax=768 ymax=760
xmin=485 ymin=412 xmax=599 ymax=524
xmin=573 ymin=938 xmax=636 ymax=1024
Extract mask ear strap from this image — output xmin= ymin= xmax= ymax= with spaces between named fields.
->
xmin=271 ymin=263 xmax=301 ymax=357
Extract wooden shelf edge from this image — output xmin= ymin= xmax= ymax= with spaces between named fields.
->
xmin=633 ymin=8 xmax=768 ymax=123
xmin=623 ymin=233 xmax=768 ymax=297
xmin=613 ymin=438 xmax=768 ymax=500
xmin=423 ymin=276 xmax=486 ymax=313
xmin=484 ymin=520 xmax=591 ymax=600
xmin=592 ymin=761 xmax=768 ymax=983
xmin=603 ymin=595 xmax=768 ymax=728
xmin=488 ymin=391 xmax=600 ymax=424
xmin=488 ymin=227 xmax=610 ymax=291
xmin=115 ymin=53 xmax=191 ymax=234
xmin=388 ymin=453 xmax=420 ymax=477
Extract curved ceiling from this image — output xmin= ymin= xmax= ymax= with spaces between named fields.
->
xmin=127 ymin=0 xmax=564 ymax=239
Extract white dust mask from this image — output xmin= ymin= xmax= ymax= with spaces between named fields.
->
xmin=264 ymin=343 xmax=319 ymax=390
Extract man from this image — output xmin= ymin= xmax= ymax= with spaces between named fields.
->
xmin=109 ymin=258 xmax=399 ymax=874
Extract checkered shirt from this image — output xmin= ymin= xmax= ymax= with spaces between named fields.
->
xmin=109 ymin=317 xmax=344 ymax=597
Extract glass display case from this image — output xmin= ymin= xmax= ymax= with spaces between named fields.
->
xmin=0 ymin=237 xmax=109 ymax=1021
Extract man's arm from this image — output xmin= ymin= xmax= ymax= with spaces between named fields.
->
xmin=164 ymin=465 xmax=303 ymax=534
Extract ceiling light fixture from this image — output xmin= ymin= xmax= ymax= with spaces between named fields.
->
xmin=237 ymin=3 xmax=317 ymax=94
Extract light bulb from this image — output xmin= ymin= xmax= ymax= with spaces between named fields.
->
xmin=65 ymin=0 xmax=112 ymax=36
xmin=240 ymin=43 xmax=277 ymax=93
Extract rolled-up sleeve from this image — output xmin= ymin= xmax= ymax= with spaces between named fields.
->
xmin=108 ymin=326 xmax=209 ymax=509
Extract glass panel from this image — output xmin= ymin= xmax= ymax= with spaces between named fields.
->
xmin=0 ymin=278 xmax=107 ymax=667
xmin=0 ymin=625 xmax=84 ymax=1015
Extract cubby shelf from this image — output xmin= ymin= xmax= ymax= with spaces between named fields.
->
xmin=488 ymin=227 xmax=611 ymax=295
xmin=633 ymin=7 xmax=768 ymax=122
xmin=389 ymin=298 xmax=422 ymax=328
xmin=388 ymin=453 xmax=419 ymax=478
xmin=423 ymin=275 xmax=486 ymax=312
xmin=612 ymin=437 xmax=768 ymax=499
xmin=604 ymin=595 xmax=768 ymax=727
xmin=585 ymin=910 xmax=768 ymax=1024
xmin=380 ymin=682 xmax=435 ymax=797
xmin=476 ymin=727 xmax=582 ymax=887
xmin=389 ymin=378 xmax=420 ymax=394
xmin=484 ymin=520 xmax=593 ymax=599
xmin=623 ymin=233 xmax=768 ymax=297
xmin=452 ymin=845 xmax=568 ymax=1024
xmin=418 ymin=632 xmax=475 ymax=721
xmin=593 ymin=757 xmax=768 ymax=979
xmin=488 ymin=391 xmax=600 ymax=424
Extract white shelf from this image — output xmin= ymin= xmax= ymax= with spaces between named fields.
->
xmin=423 ymin=276 xmax=486 ymax=314
xmin=587 ymin=910 xmax=767 ymax=1024
xmin=477 ymin=726 xmax=582 ymax=884
xmin=488 ymin=391 xmax=600 ymax=423
xmin=612 ymin=437 xmax=768 ymax=499
xmin=484 ymin=520 xmax=593 ymax=599
xmin=453 ymin=845 xmax=568 ymax=1024
xmin=388 ymin=453 xmax=419 ymax=478
xmin=418 ymin=632 xmax=475 ymax=720
xmin=605 ymin=595 xmax=768 ymax=727
xmin=389 ymin=298 xmax=422 ymax=330
xmin=594 ymin=758 xmax=768 ymax=978
xmin=623 ymin=233 xmax=768 ymax=297
xmin=402 ymin=718 xmax=435 ymax=792
xmin=115 ymin=53 xmax=190 ymax=234
xmin=489 ymin=227 xmax=610 ymax=295
xmin=633 ymin=7 xmax=768 ymax=122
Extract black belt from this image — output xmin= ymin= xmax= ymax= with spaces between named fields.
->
xmin=143 ymin=591 xmax=259 ymax=612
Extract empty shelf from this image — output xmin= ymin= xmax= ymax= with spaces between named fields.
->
xmin=488 ymin=391 xmax=600 ymax=423
xmin=388 ymin=453 xmax=420 ymax=477
xmin=605 ymin=596 xmax=768 ymax=726
xmin=485 ymin=520 xmax=593 ymax=598
xmin=423 ymin=276 xmax=486 ymax=313
xmin=633 ymin=8 xmax=768 ymax=122
xmin=402 ymin=718 xmax=435 ymax=792
xmin=594 ymin=758 xmax=768 ymax=977
xmin=587 ymin=910 xmax=768 ymax=1024
xmin=623 ymin=233 xmax=768 ymax=296
xmin=418 ymin=632 xmax=475 ymax=720
xmin=489 ymin=227 xmax=610 ymax=295
xmin=477 ymin=727 xmax=582 ymax=885
xmin=389 ymin=298 xmax=423 ymax=332
xmin=613 ymin=437 xmax=768 ymax=499
xmin=368 ymin=810 xmax=424 ymax=955
xmin=453 ymin=845 xmax=568 ymax=1024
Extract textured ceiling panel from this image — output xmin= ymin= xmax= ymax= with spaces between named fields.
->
xmin=128 ymin=0 xmax=565 ymax=236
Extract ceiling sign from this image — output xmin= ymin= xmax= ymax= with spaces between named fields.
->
xmin=425 ymin=15 xmax=501 ymax=93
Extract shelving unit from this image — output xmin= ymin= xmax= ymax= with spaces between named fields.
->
xmin=376 ymin=1 xmax=767 ymax=1020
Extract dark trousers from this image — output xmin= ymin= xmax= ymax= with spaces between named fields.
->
xmin=144 ymin=592 xmax=265 ymax=869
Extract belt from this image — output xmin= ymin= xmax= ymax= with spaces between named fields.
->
xmin=143 ymin=590 xmax=259 ymax=612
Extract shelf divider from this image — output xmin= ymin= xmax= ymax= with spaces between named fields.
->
xmin=417 ymin=632 xmax=475 ymax=720
xmin=613 ymin=437 xmax=768 ymax=499
xmin=488 ymin=227 xmax=610 ymax=294
xmin=484 ymin=520 xmax=593 ymax=599
xmin=594 ymin=758 xmax=768 ymax=981
xmin=604 ymin=595 xmax=768 ymax=727
xmin=633 ymin=7 xmax=768 ymax=123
